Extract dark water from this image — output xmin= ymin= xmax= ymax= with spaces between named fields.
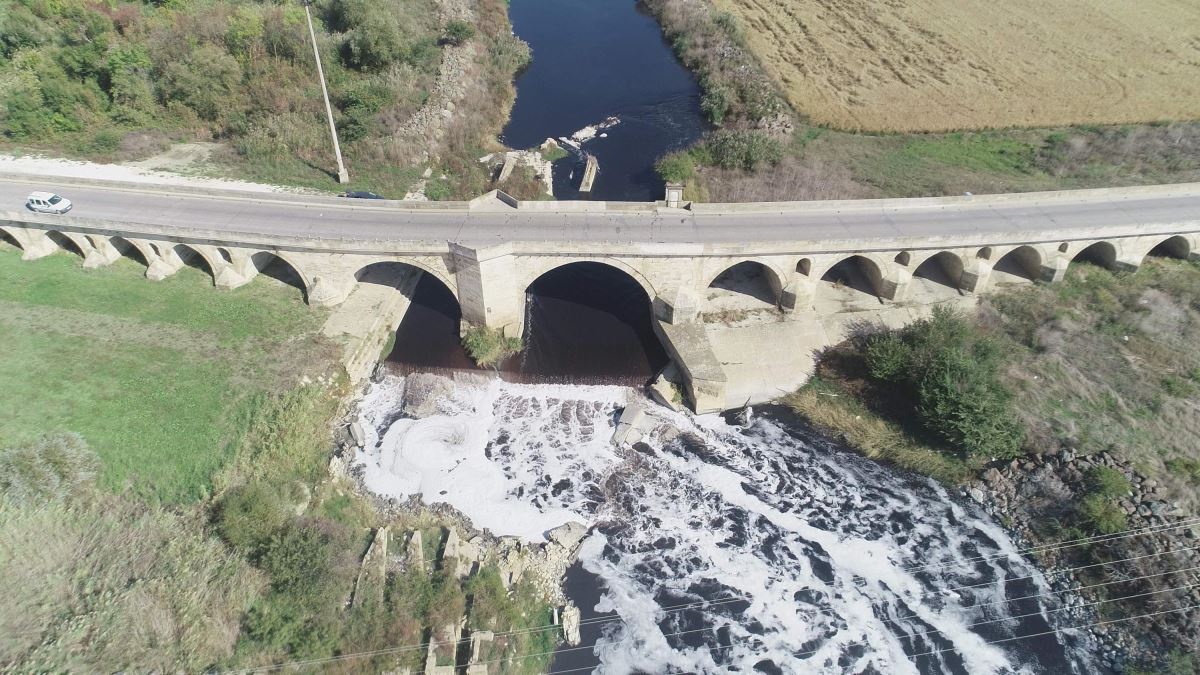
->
xmin=501 ymin=0 xmax=707 ymax=201
xmin=503 ymin=262 xmax=669 ymax=382
xmin=386 ymin=265 xmax=668 ymax=383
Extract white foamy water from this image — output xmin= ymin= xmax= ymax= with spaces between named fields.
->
xmin=354 ymin=375 xmax=1094 ymax=674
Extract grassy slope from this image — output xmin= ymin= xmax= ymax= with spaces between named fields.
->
xmin=0 ymin=246 xmax=333 ymax=502
xmin=788 ymin=257 xmax=1200 ymax=506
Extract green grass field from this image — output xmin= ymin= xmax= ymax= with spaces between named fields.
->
xmin=0 ymin=246 xmax=335 ymax=503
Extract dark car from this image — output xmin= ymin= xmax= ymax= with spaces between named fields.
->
xmin=338 ymin=191 xmax=385 ymax=200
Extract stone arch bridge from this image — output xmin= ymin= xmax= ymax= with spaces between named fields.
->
xmin=2 ymin=177 xmax=1198 ymax=410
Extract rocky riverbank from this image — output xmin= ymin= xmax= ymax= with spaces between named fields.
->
xmin=967 ymin=449 xmax=1200 ymax=672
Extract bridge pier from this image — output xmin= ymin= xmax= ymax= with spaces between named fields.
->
xmin=82 ymin=238 xmax=122 ymax=269
xmin=452 ymin=243 xmax=524 ymax=337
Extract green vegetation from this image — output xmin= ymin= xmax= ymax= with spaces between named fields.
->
xmin=784 ymin=379 xmax=974 ymax=484
xmin=864 ymin=307 xmax=1024 ymax=461
xmin=0 ymin=432 xmax=97 ymax=505
xmin=0 ymin=0 xmax=534 ymax=199
xmin=0 ymin=437 xmax=264 ymax=672
xmin=0 ymin=243 xmax=560 ymax=671
xmin=0 ymin=247 xmax=332 ymax=502
xmin=462 ymin=322 xmax=522 ymax=368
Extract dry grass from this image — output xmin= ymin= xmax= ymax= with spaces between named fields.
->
xmin=785 ymin=381 xmax=975 ymax=484
xmin=712 ymin=0 xmax=1200 ymax=131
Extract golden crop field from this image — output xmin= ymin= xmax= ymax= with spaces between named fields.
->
xmin=712 ymin=0 xmax=1200 ymax=131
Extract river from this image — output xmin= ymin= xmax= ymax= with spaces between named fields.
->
xmin=500 ymin=0 xmax=706 ymax=201
xmin=352 ymin=376 xmax=1094 ymax=674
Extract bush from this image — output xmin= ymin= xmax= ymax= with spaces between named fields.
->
xmin=1078 ymin=493 xmax=1127 ymax=534
xmin=0 ymin=433 xmax=98 ymax=505
xmin=655 ymin=150 xmax=696 ymax=184
xmin=703 ymin=129 xmax=784 ymax=171
xmin=215 ymin=481 xmax=291 ymax=554
xmin=258 ymin=520 xmax=336 ymax=592
xmin=1165 ymin=458 xmax=1200 ymax=484
xmin=443 ymin=19 xmax=475 ymax=46
xmin=700 ymin=85 xmax=732 ymax=125
xmin=863 ymin=307 xmax=1024 ymax=460
xmin=462 ymin=323 xmax=522 ymax=368
xmin=1086 ymin=465 xmax=1131 ymax=498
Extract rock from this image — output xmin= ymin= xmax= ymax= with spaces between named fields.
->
xmin=561 ymin=605 xmax=582 ymax=646
xmin=402 ymin=373 xmax=454 ymax=418
xmin=1149 ymin=501 xmax=1170 ymax=517
xmin=983 ymin=468 xmax=1005 ymax=486
xmin=648 ymin=363 xmax=684 ymax=412
xmin=1137 ymin=505 xmax=1153 ymax=517
xmin=1142 ymin=479 xmax=1158 ymax=489
xmin=349 ymin=421 xmax=366 ymax=447
xmin=548 ymin=521 xmax=588 ymax=551
xmin=613 ymin=404 xmax=655 ymax=446
xmin=969 ymin=488 xmax=986 ymax=504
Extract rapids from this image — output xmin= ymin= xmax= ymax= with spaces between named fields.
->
xmin=352 ymin=375 xmax=1094 ymax=674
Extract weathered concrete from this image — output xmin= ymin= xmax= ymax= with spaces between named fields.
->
xmin=3 ymin=174 xmax=1199 ymax=411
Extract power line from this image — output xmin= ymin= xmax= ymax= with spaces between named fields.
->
xmin=228 ymin=524 xmax=1200 ymax=673
xmin=897 ymin=516 xmax=1200 ymax=575
xmin=231 ymin=557 xmax=1200 ymax=674
xmin=904 ymin=602 xmax=1200 ymax=662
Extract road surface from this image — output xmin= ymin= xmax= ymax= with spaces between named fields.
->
xmin=2 ymin=174 xmax=1198 ymax=246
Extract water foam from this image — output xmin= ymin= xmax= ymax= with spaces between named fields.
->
xmin=353 ymin=375 xmax=1093 ymax=674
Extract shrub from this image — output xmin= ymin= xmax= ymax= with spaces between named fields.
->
xmin=703 ymin=129 xmax=784 ymax=171
xmin=1165 ymin=458 xmax=1200 ymax=484
xmin=215 ymin=481 xmax=291 ymax=554
xmin=1086 ymin=465 xmax=1131 ymax=498
xmin=157 ymin=44 xmax=243 ymax=122
xmin=462 ymin=323 xmax=522 ymax=368
xmin=0 ymin=433 xmax=98 ymax=505
xmin=863 ymin=307 xmax=1024 ymax=460
xmin=700 ymin=85 xmax=732 ymax=125
xmin=655 ymin=150 xmax=696 ymax=184
xmin=258 ymin=520 xmax=336 ymax=592
xmin=1078 ymin=493 xmax=1127 ymax=534
xmin=443 ymin=20 xmax=475 ymax=46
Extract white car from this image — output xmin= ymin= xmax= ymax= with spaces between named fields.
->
xmin=26 ymin=191 xmax=72 ymax=214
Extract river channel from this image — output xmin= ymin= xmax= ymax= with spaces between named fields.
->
xmin=366 ymin=1 xmax=1096 ymax=669
xmin=500 ymin=0 xmax=706 ymax=201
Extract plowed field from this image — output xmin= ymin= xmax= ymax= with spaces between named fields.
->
xmin=713 ymin=0 xmax=1200 ymax=131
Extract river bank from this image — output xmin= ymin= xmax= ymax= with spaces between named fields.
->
xmin=783 ymin=258 xmax=1200 ymax=672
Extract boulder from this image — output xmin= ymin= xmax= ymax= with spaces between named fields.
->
xmin=561 ymin=605 xmax=582 ymax=646
xmin=348 ymin=420 xmax=366 ymax=447
xmin=612 ymin=404 xmax=656 ymax=447
xmin=402 ymin=373 xmax=455 ymax=418
xmin=548 ymin=521 xmax=588 ymax=551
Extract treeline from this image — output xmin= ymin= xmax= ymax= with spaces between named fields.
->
xmin=0 ymin=0 xmax=525 ymax=197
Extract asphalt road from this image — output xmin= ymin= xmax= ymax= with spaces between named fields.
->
xmin=2 ymin=175 xmax=1198 ymax=246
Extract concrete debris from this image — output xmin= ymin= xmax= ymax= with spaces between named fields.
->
xmin=612 ymin=403 xmax=656 ymax=447
xmin=561 ymin=605 xmax=582 ymax=646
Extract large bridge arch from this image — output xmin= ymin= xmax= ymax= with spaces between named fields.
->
xmin=989 ymin=245 xmax=1043 ymax=288
xmin=520 ymin=256 xmax=658 ymax=304
xmin=909 ymin=250 xmax=967 ymax=294
xmin=813 ymin=254 xmax=891 ymax=310
xmin=0 ymin=227 xmax=21 ymax=250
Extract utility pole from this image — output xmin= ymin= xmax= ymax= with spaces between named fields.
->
xmin=302 ymin=0 xmax=349 ymax=184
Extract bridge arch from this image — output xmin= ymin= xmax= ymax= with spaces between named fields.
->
xmin=705 ymin=260 xmax=784 ymax=310
xmin=172 ymin=244 xmax=216 ymax=280
xmin=251 ymin=251 xmax=309 ymax=299
xmin=0 ymin=227 xmax=22 ymax=250
xmin=111 ymin=237 xmax=150 ymax=266
xmin=522 ymin=257 xmax=657 ymax=303
xmin=1147 ymin=235 xmax=1192 ymax=260
xmin=815 ymin=254 xmax=887 ymax=308
xmin=46 ymin=231 xmax=85 ymax=258
xmin=1071 ymin=241 xmax=1119 ymax=270
xmin=910 ymin=250 xmax=966 ymax=292
xmin=796 ymin=257 xmax=812 ymax=276
xmin=990 ymin=245 xmax=1043 ymax=287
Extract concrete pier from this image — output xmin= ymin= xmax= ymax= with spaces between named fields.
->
xmin=578 ymin=155 xmax=598 ymax=193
